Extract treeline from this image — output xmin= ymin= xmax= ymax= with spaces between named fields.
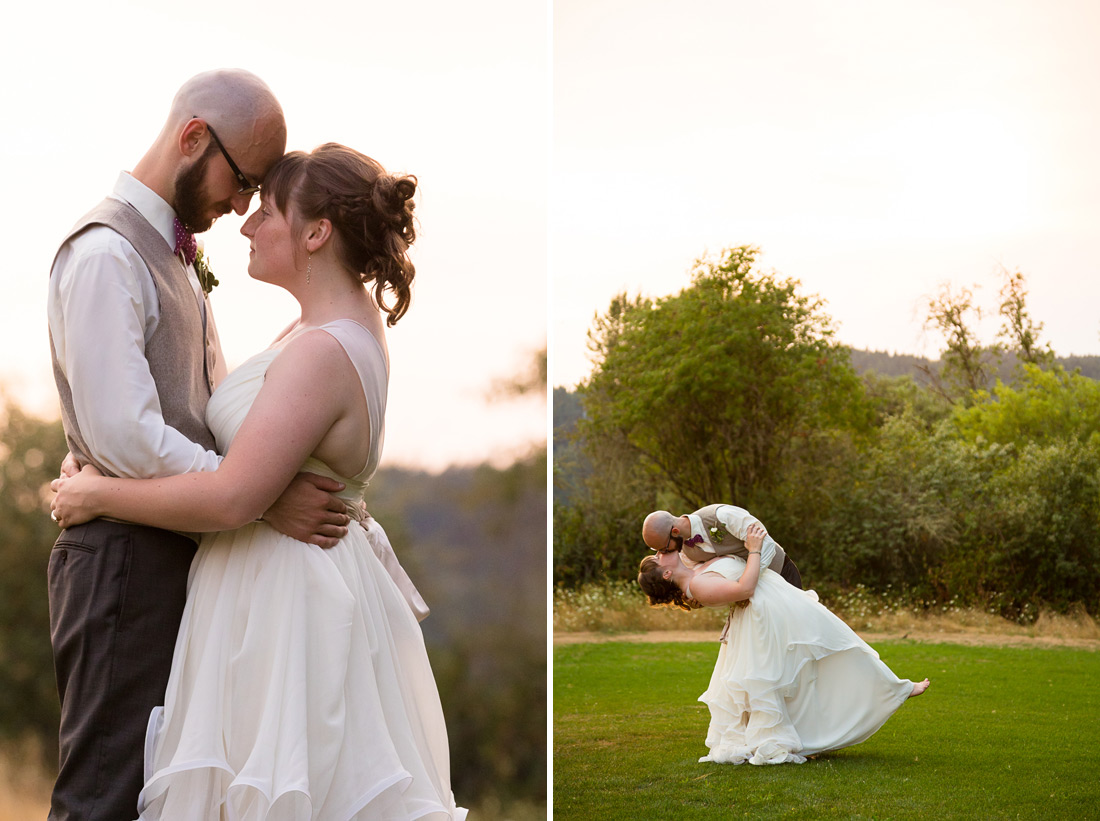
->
xmin=553 ymin=247 xmax=1100 ymax=619
xmin=0 ymin=401 xmax=546 ymax=809
xmin=848 ymin=348 xmax=1100 ymax=382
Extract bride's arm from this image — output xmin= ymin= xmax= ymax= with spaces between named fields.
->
xmin=685 ymin=523 xmax=766 ymax=607
xmin=52 ymin=332 xmax=355 ymax=533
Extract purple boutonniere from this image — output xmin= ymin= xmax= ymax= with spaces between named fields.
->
xmin=684 ymin=534 xmax=704 ymax=547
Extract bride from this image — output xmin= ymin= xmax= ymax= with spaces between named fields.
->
xmin=51 ymin=143 xmax=465 ymax=819
xmin=638 ymin=523 xmax=930 ymax=766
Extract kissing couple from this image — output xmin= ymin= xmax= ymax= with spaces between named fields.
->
xmin=48 ymin=69 xmax=465 ymax=820
xmin=639 ymin=504 xmax=929 ymax=765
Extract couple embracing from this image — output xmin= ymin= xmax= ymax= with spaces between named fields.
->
xmin=639 ymin=504 xmax=929 ymax=766
xmin=47 ymin=69 xmax=463 ymax=820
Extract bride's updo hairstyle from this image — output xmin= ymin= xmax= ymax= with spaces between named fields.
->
xmin=638 ymin=555 xmax=701 ymax=612
xmin=263 ymin=143 xmax=417 ymax=326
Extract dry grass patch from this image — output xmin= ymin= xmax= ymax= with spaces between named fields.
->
xmin=554 ymin=580 xmax=727 ymax=633
xmin=554 ymin=580 xmax=1100 ymax=647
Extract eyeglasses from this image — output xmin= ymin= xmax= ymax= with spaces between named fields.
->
xmin=201 ymin=120 xmax=260 ymax=196
xmin=664 ymin=525 xmax=677 ymax=552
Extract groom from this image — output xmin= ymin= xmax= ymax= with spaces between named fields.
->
xmin=46 ymin=70 xmax=350 ymax=821
xmin=642 ymin=504 xmax=804 ymax=589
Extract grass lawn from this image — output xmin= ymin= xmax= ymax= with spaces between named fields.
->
xmin=553 ymin=640 xmax=1100 ymax=819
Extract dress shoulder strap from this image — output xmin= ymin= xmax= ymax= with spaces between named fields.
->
xmin=317 ymin=319 xmax=389 ymax=480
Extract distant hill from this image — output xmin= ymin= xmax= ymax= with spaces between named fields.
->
xmin=553 ymin=386 xmax=583 ymax=443
xmin=552 ymin=387 xmax=590 ymax=506
xmin=848 ymin=349 xmax=1100 ymax=381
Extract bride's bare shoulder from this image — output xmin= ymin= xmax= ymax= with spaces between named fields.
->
xmin=267 ymin=328 xmax=359 ymax=386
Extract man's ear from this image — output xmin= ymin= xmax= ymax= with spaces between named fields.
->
xmin=178 ymin=118 xmax=208 ymax=159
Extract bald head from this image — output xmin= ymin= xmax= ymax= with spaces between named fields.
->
xmin=164 ymin=68 xmax=286 ymax=161
xmin=642 ymin=510 xmax=677 ymax=551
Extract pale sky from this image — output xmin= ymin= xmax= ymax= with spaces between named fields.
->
xmin=553 ymin=0 xmax=1100 ymax=389
xmin=6 ymin=1 xmax=1099 ymax=466
xmin=1 ymin=0 xmax=548 ymax=471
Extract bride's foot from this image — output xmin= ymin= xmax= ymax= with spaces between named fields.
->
xmin=910 ymin=678 xmax=930 ymax=697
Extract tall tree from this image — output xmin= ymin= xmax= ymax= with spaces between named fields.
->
xmin=579 ymin=246 xmax=866 ymax=509
xmin=997 ymin=267 xmax=1054 ymax=369
xmin=921 ymin=282 xmax=998 ymax=402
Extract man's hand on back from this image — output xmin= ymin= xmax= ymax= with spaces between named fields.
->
xmin=264 ymin=472 xmax=351 ymax=548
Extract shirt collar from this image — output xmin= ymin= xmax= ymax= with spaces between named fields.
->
xmin=686 ymin=513 xmax=708 ymax=543
xmin=111 ymin=171 xmax=180 ymax=253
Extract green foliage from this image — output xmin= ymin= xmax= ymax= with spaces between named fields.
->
xmin=550 ymin=429 xmax=653 ymax=588
xmin=582 ymin=246 xmax=868 ymax=508
xmin=790 ymin=411 xmax=956 ymax=592
xmin=963 ymin=437 xmax=1100 ymax=611
xmin=0 ymin=401 xmax=68 ymax=761
xmin=554 ymin=640 xmax=1100 ymax=819
xmin=794 ymin=410 xmax=1100 ymax=616
xmin=948 ymin=364 xmax=1100 ymax=446
xmin=860 ymin=370 xmax=952 ymax=428
xmin=558 ymin=247 xmax=871 ymax=586
xmin=555 ymin=253 xmax=1100 ymax=617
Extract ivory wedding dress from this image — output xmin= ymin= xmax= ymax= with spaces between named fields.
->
xmin=136 ymin=319 xmax=465 ymax=820
xmin=695 ymin=557 xmax=913 ymax=765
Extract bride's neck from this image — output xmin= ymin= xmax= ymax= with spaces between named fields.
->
xmin=671 ymin=564 xmax=694 ymax=591
xmin=294 ymin=265 xmax=371 ymax=327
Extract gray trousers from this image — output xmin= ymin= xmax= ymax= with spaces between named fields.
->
xmin=47 ymin=519 xmax=195 ymax=821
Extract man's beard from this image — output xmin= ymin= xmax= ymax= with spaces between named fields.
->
xmin=174 ymin=143 xmax=219 ymax=233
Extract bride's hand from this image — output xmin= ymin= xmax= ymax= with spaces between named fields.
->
xmin=745 ymin=522 xmax=766 ymax=553
xmin=50 ymin=464 xmax=105 ymax=529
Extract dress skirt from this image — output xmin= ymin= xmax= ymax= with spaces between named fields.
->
xmin=698 ymin=564 xmax=912 ymax=766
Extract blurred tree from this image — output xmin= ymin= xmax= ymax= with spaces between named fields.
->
xmin=0 ymin=399 xmax=67 ymax=763
xmin=490 ymin=347 xmax=547 ymax=398
xmin=0 ymin=339 xmax=549 ymax=812
xmin=372 ymin=346 xmax=547 ymax=808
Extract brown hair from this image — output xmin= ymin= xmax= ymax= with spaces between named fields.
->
xmin=263 ymin=143 xmax=417 ymax=326
xmin=637 ymin=555 xmax=702 ymax=611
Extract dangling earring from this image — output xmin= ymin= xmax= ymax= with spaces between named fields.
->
xmin=306 ymin=254 xmax=312 ymax=285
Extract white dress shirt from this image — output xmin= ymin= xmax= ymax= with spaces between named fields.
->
xmin=48 ymin=172 xmax=223 ymax=478
xmin=683 ymin=506 xmax=779 ymax=570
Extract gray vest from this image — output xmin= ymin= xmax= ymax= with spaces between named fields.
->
xmin=50 ymin=198 xmax=217 ymax=477
xmin=682 ymin=503 xmax=787 ymax=574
